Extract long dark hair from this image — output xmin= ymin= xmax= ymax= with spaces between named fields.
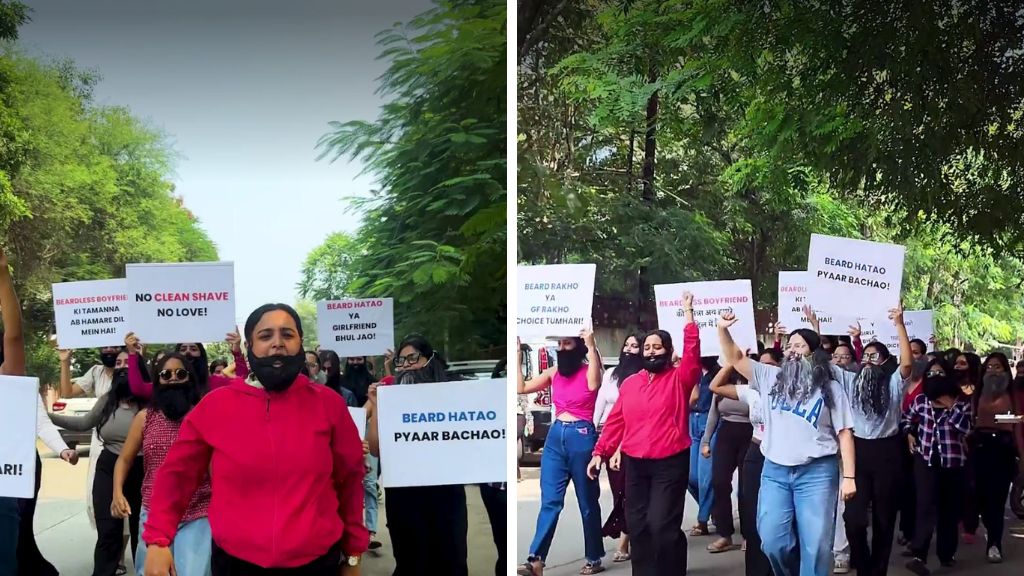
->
xmin=978 ymin=352 xmax=1013 ymax=401
xmin=176 ymin=342 xmax=210 ymax=388
xmin=611 ymin=331 xmax=644 ymax=385
xmin=319 ymin=349 xmax=342 ymax=392
xmin=395 ymin=333 xmax=454 ymax=383
xmin=151 ymin=352 xmax=202 ymax=421
xmin=642 ymin=329 xmax=674 ymax=359
xmin=97 ymin=349 xmax=149 ymax=443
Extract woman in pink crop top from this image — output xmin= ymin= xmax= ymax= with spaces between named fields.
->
xmin=112 ymin=351 xmax=212 ymax=575
xmin=517 ymin=330 xmax=604 ymax=576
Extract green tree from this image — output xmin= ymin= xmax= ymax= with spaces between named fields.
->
xmin=314 ymin=0 xmax=506 ymax=360
xmin=297 ymin=232 xmax=360 ymax=302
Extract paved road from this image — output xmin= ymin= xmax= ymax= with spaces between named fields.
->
xmin=33 ymin=446 xmax=500 ymax=575
xmin=517 ymin=468 xmax=1024 ymax=575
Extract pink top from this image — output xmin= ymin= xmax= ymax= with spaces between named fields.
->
xmin=551 ymin=366 xmax=597 ymax=422
xmin=594 ymin=322 xmax=702 ymax=460
xmin=141 ymin=410 xmax=211 ymax=523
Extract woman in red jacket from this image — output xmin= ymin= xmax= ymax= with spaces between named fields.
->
xmin=141 ymin=303 xmax=368 ymax=576
xmin=587 ymin=292 xmax=702 ymax=576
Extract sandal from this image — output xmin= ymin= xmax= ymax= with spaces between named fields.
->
xmin=518 ymin=560 xmax=543 ymax=576
xmin=613 ymin=551 xmax=631 ymax=562
xmin=580 ymin=562 xmax=605 ymax=575
xmin=707 ymin=538 xmax=740 ymax=553
xmin=689 ymin=524 xmax=710 ymax=536
xmin=115 ymin=566 xmax=127 ymax=576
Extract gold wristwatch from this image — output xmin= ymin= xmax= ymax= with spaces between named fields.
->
xmin=346 ymin=555 xmax=361 ymax=566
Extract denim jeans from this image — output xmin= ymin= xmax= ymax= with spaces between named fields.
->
xmin=758 ymin=455 xmax=840 ymax=576
xmin=0 ymin=497 xmax=18 ymax=576
xmin=363 ymin=454 xmax=379 ymax=534
xmin=687 ymin=412 xmax=714 ymax=524
xmin=137 ymin=507 xmax=212 ymax=576
xmin=527 ymin=419 xmax=603 ymax=563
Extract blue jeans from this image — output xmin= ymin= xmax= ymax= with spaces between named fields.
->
xmin=688 ymin=412 xmax=714 ymax=524
xmin=364 ymin=454 xmax=379 ymax=534
xmin=528 ymin=420 xmax=603 ymax=563
xmin=137 ymin=507 xmax=212 ymax=576
xmin=0 ymin=497 xmax=18 ymax=576
xmin=758 ymin=455 xmax=839 ymax=576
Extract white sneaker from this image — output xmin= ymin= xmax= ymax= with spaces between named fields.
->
xmin=834 ymin=557 xmax=850 ymax=573
xmin=987 ymin=546 xmax=1003 ymax=563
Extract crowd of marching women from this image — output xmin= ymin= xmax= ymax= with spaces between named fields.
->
xmin=0 ymin=247 xmax=506 ymax=576
xmin=517 ymin=291 xmax=1024 ymax=576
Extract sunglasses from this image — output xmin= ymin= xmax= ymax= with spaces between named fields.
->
xmin=159 ymin=368 xmax=190 ymax=381
xmin=394 ymin=352 xmax=425 ymax=367
xmin=926 ymin=370 xmax=945 ymax=378
xmin=863 ymin=352 xmax=882 ymax=361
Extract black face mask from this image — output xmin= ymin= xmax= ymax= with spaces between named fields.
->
xmin=247 ymin=349 xmax=306 ymax=392
xmin=643 ymin=353 xmax=670 ymax=374
xmin=112 ymin=368 xmax=131 ymax=397
xmin=397 ymin=366 xmax=436 ymax=385
xmin=923 ymin=373 xmax=959 ymax=401
xmin=346 ymin=364 xmax=368 ymax=375
xmin=556 ymin=348 xmax=586 ymax=377
xmin=100 ymin=352 xmax=119 ymax=368
xmin=619 ymin=352 xmax=643 ymax=372
xmin=153 ymin=384 xmax=199 ymax=421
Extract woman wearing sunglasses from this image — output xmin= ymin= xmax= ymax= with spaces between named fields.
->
xmin=142 ymin=303 xmax=367 ymax=576
xmin=110 ymin=351 xmax=211 ymax=576
xmin=366 ymin=334 xmax=471 ymax=576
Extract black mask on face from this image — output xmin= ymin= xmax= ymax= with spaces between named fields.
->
xmin=153 ymin=383 xmax=199 ymax=421
xmin=112 ymin=368 xmax=131 ymax=397
xmin=347 ymin=363 xmax=368 ymax=375
xmin=100 ymin=352 xmax=119 ymax=368
xmin=924 ymin=373 xmax=959 ymax=401
xmin=556 ymin=347 xmax=586 ymax=377
xmin=643 ymin=353 xmax=670 ymax=374
xmin=397 ymin=366 xmax=434 ymax=385
xmin=247 ymin=349 xmax=305 ymax=392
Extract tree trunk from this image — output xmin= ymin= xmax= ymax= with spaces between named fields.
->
xmin=637 ymin=63 xmax=659 ymax=326
xmin=626 ymin=129 xmax=635 ymax=195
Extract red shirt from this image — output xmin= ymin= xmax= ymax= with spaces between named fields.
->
xmin=594 ymin=322 xmax=701 ymax=459
xmin=903 ymin=381 xmax=923 ymax=413
xmin=142 ymin=374 xmax=368 ymax=567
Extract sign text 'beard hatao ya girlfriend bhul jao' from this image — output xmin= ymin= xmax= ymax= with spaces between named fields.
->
xmin=376 ymin=379 xmax=506 ymax=488
xmin=316 ymin=298 xmax=395 ymax=357
xmin=653 ymin=280 xmax=757 ymax=358
xmin=516 ymin=263 xmax=596 ymax=338
xmin=52 ymin=278 xmax=130 ymax=350
xmin=126 ymin=261 xmax=237 ymax=344
xmin=0 ymin=376 xmax=39 ymax=498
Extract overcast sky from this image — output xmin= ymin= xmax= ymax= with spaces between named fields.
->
xmin=18 ymin=0 xmax=431 ymax=325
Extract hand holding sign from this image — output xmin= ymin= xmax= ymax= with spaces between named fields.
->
xmin=58 ymin=349 xmax=72 ymax=363
xmin=775 ymin=323 xmax=788 ymax=337
xmin=888 ymin=302 xmax=905 ymax=326
xmin=580 ymin=325 xmax=596 ymax=349
xmin=848 ymin=322 xmax=862 ymax=339
xmin=802 ymin=305 xmax=820 ymax=333
xmin=125 ymin=332 xmax=143 ymax=356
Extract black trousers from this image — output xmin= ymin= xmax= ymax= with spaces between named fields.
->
xmin=93 ymin=449 xmax=143 ymax=576
xmin=910 ymin=455 xmax=965 ymax=564
xmin=843 ymin=435 xmax=903 ymax=576
xmin=711 ymin=420 xmax=752 ymax=538
xmin=740 ymin=441 xmax=772 ymax=576
xmin=897 ymin=435 xmax=916 ymax=542
xmin=624 ymin=449 xmax=689 ymax=576
xmin=972 ymin=430 xmax=1018 ymax=551
xmin=212 ymin=540 xmax=341 ymax=575
xmin=385 ymin=484 xmax=468 ymax=576
xmin=479 ymin=485 xmax=506 ymax=576
xmin=16 ymin=453 xmax=57 ymax=576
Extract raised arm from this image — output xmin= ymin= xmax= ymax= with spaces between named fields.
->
xmin=708 ymin=362 xmax=739 ymax=401
xmin=848 ymin=322 xmax=864 ymax=361
xmin=125 ymin=334 xmax=153 ymax=400
xmin=889 ymin=304 xmax=912 ymax=380
xmin=58 ymin=350 xmax=88 ymax=398
xmin=675 ymin=292 xmax=701 ymax=392
xmin=582 ymin=328 xmax=603 ymax=391
xmin=802 ymin=305 xmax=821 ymax=335
xmin=717 ymin=312 xmax=753 ymax=382
xmin=701 ymin=397 xmax=720 ymax=451
xmin=0 ymin=247 xmax=25 ymax=376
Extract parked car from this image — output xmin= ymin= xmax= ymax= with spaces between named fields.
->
xmin=447 ymin=360 xmax=502 ymax=380
xmin=50 ymin=397 xmax=98 ymax=450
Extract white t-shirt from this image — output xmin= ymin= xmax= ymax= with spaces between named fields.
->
xmin=749 ymin=361 xmax=855 ymax=466
xmin=593 ymin=370 xmax=620 ymax=426
xmin=842 ymin=370 xmax=908 ymax=440
xmin=736 ymin=384 xmax=764 ymax=442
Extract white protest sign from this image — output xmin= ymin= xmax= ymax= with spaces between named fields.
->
xmin=777 ymin=271 xmax=853 ymax=336
xmin=517 ymin=264 xmax=596 ymax=338
xmin=807 ymin=234 xmax=905 ymax=319
xmin=126 ymin=262 xmax=236 ymax=344
xmin=52 ymin=279 xmax=130 ymax=349
xmin=873 ymin=310 xmax=935 ymax=358
xmin=317 ymin=299 xmax=394 ymax=357
xmin=654 ymin=280 xmax=757 ymax=358
xmin=348 ymin=407 xmax=367 ymax=440
xmin=0 ymin=376 xmax=39 ymax=498
xmin=377 ymin=379 xmax=505 ymax=488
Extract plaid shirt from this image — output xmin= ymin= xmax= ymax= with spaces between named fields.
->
xmin=901 ymin=394 xmax=973 ymax=468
